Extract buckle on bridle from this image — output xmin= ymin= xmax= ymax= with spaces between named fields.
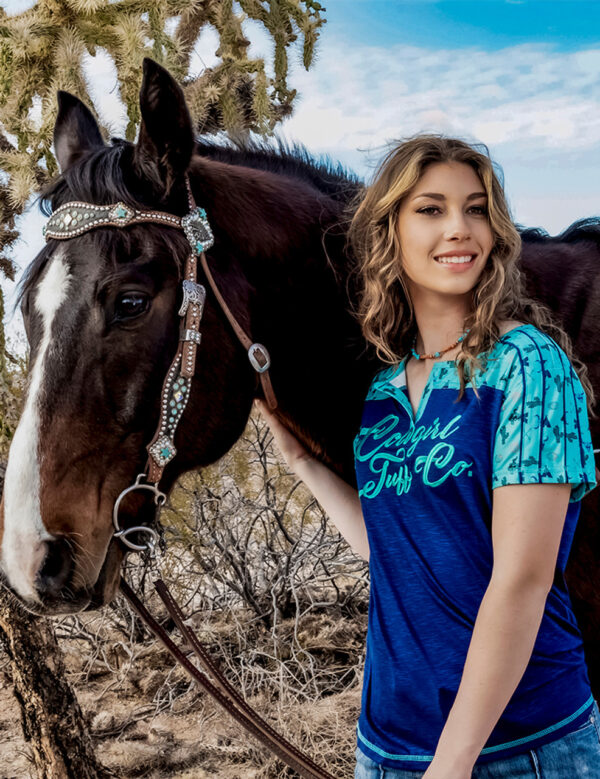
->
xmin=113 ymin=474 xmax=166 ymax=555
xmin=248 ymin=343 xmax=271 ymax=373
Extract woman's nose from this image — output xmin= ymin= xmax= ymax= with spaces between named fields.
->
xmin=444 ymin=211 xmax=471 ymax=240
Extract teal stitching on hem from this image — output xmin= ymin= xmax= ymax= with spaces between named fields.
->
xmin=480 ymin=694 xmax=595 ymax=754
xmin=357 ymin=725 xmax=432 ymax=762
xmin=356 ymin=694 xmax=595 ymax=762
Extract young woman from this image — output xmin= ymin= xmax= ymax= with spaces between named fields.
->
xmin=256 ymin=136 xmax=600 ymax=778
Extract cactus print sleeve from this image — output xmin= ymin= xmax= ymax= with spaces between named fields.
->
xmin=492 ymin=331 xmax=597 ymax=502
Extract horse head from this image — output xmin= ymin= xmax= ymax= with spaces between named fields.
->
xmin=0 ymin=59 xmax=371 ymax=615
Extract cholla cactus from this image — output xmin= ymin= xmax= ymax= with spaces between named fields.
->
xmin=0 ymin=0 xmax=326 ymax=268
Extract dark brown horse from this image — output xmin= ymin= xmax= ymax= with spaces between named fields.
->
xmin=1 ymin=60 xmax=599 ymax=697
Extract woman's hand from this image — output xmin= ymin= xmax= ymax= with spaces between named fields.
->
xmin=254 ymin=399 xmax=313 ymax=473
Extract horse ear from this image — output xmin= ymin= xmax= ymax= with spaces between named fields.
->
xmin=135 ymin=58 xmax=194 ymax=192
xmin=53 ymin=91 xmax=105 ymax=173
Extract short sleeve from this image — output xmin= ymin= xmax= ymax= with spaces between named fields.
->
xmin=492 ymin=333 xmax=597 ymax=502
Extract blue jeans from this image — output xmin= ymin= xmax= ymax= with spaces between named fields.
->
xmin=355 ymin=700 xmax=600 ymax=778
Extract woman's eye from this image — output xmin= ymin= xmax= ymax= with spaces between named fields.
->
xmin=115 ymin=291 xmax=150 ymax=320
xmin=469 ymin=205 xmax=488 ymax=216
xmin=417 ymin=206 xmax=440 ymax=215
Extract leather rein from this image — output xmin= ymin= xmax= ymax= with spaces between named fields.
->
xmin=43 ymin=179 xmax=337 ymax=779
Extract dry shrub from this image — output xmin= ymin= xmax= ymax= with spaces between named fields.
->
xmin=43 ymin=410 xmax=368 ymax=777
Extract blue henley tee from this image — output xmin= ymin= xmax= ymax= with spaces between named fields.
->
xmin=353 ymin=324 xmax=597 ymax=770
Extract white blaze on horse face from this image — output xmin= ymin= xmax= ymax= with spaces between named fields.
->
xmin=1 ymin=250 xmax=71 ymax=601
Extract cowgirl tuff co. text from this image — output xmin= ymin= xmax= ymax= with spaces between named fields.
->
xmin=355 ymin=413 xmax=473 ymax=497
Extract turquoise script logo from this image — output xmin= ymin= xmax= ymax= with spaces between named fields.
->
xmin=355 ymin=413 xmax=473 ymax=498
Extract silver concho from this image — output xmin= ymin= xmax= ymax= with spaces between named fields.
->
xmin=182 ymin=207 xmax=214 ymax=255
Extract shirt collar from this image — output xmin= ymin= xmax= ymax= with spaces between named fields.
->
xmin=369 ymin=356 xmax=409 ymax=400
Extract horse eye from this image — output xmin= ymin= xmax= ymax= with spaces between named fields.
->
xmin=115 ymin=291 xmax=150 ymax=320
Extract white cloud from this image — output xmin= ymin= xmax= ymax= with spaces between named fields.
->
xmin=282 ymin=40 xmax=600 ymax=160
xmin=82 ymin=49 xmax=127 ymax=137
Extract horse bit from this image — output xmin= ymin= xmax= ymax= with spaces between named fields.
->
xmin=43 ymin=177 xmax=277 ymax=556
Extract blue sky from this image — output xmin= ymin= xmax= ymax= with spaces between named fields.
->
xmin=323 ymin=2 xmax=600 ymax=52
xmin=2 ymin=0 xmax=600 ymax=344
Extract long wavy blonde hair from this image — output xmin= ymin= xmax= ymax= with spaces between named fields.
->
xmin=348 ymin=135 xmax=594 ymax=413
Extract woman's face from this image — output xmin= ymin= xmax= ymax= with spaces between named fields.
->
xmin=397 ymin=161 xmax=494 ymax=301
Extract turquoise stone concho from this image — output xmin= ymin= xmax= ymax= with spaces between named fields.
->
xmin=181 ymin=207 xmax=214 ymax=255
xmin=148 ymin=434 xmax=177 ymax=467
xmin=109 ymin=202 xmax=135 ymax=223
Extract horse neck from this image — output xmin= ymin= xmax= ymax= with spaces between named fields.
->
xmin=189 ymin=157 xmax=375 ymax=483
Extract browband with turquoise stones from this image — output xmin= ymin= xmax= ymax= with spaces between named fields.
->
xmin=43 ymin=200 xmax=214 ymax=255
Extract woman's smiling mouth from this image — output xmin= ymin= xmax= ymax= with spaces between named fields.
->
xmin=434 ymin=253 xmax=477 ymax=265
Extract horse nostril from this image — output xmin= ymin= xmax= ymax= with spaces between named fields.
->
xmin=36 ymin=538 xmax=74 ymax=599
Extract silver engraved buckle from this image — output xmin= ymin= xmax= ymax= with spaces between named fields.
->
xmin=178 ymin=280 xmax=206 ymax=317
xmin=248 ymin=343 xmax=271 ymax=373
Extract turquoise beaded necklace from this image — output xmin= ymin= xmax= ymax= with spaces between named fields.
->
xmin=411 ymin=329 xmax=470 ymax=361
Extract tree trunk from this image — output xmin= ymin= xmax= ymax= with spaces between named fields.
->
xmin=0 ymin=456 xmax=112 ymax=778
xmin=0 ymin=591 xmax=114 ymax=779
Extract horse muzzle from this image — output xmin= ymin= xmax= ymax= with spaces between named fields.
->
xmin=0 ymin=536 xmax=123 ymax=616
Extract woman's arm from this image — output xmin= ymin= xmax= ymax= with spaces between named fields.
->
xmin=254 ymin=400 xmax=369 ymax=560
xmin=424 ymin=481 xmax=572 ymax=778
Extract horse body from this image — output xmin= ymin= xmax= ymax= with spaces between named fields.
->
xmin=519 ymin=231 xmax=600 ymax=692
xmin=0 ymin=59 xmax=599 ymax=691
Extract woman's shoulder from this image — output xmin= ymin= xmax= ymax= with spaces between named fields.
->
xmin=493 ymin=320 xmax=563 ymax=354
xmin=497 ymin=319 xmax=526 ymax=337
xmin=489 ymin=320 xmax=574 ymax=383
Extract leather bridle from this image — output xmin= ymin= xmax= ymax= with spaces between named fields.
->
xmin=44 ymin=177 xmax=277 ymax=551
xmin=43 ymin=179 xmax=338 ymax=779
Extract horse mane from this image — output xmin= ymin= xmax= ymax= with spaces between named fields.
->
xmin=520 ymin=217 xmax=600 ymax=246
xmin=39 ymin=142 xmax=135 ymax=215
xmin=194 ymin=137 xmax=363 ymax=203
xmin=37 ymin=137 xmax=361 ymax=213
